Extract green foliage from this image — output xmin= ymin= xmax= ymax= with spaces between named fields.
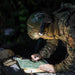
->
xmin=0 ymin=0 xmax=29 ymax=45
xmin=20 ymin=24 xmax=26 ymax=27
xmin=21 ymin=29 xmax=25 ymax=32
xmin=7 ymin=41 xmax=11 ymax=44
xmin=19 ymin=16 xmax=26 ymax=21
xmin=18 ymin=1 xmax=22 ymax=5
xmin=19 ymin=10 xmax=25 ymax=15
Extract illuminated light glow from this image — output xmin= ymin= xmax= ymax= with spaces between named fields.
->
xmin=39 ymin=33 xmax=43 ymax=36
xmin=33 ymin=32 xmax=40 ymax=39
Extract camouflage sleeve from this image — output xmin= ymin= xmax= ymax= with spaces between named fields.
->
xmin=54 ymin=33 xmax=75 ymax=72
xmin=39 ymin=39 xmax=58 ymax=58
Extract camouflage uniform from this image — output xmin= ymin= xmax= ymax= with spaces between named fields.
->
xmin=27 ymin=4 xmax=75 ymax=72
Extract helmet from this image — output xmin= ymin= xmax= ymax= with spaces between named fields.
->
xmin=68 ymin=13 xmax=75 ymax=27
xmin=27 ymin=12 xmax=52 ymax=39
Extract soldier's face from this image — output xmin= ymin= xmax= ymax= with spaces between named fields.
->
xmin=41 ymin=34 xmax=54 ymax=39
xmin=30 ymin=32 xmax=54 ymax=40
xmin=28 ymin=29 xmax=41 ymax=40
xmin=31 ymin=32 xmax=41 ymax=39
xmin=28 ymin=29 xmax=54 ymax=40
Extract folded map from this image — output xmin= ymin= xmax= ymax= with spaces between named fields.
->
xmin=15 ymin=58 xmax=47 ymax=73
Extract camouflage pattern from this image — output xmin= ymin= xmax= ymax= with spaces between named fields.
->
xmin=27 ymin=12 xmax=53 ymax=39
xmin=39 ymin=11 xmax=75 ymax=72
xmin=27 ymin=4 xmax=75 ymax=72
xmin=39 ymin=39 xmax=58 ymax=58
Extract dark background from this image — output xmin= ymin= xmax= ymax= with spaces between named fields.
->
xmin=0 ymin=0 xmax=75 ymax=64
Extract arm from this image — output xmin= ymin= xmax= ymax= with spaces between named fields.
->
xmin=39 ymin=39 xmax=58 ymax=58
xmin=54 ymin=35 xmax=75 ymax=72
xmin=31 ymin=39 xmax=58 ymax=61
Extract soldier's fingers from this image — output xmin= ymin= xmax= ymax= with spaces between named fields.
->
xmin=31 ymin=55 xmax=40 ymax=61
xmin=31 ymin=55 xmax=36 ymax=60
xmin=35 ymin=57 xmax=40 ymax=61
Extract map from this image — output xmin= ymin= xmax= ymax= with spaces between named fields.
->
xmin=15 ymin=58 xmax=47 ymax=69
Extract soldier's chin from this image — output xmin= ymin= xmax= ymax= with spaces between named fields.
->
xmin=31 ymin=36 xmax=40 ymax=40
xmin=31 ymin=34 xmax=41 ymax=40
xmin=32 ymin=37 xmax=40 ymax=40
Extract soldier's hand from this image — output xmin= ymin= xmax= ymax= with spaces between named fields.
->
xmin=31 ymin=54 xmax=41 ymax=61
xmin=39 ymin=64 xmax=55 ymax=73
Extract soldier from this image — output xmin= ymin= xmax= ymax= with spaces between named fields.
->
xmin=27 ymin=5 xmax=75 ymax=73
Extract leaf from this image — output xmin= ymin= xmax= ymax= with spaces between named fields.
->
xmin=20 ymin=24 xmax=25 ymax=27
xmin=7 ymin=41 xmax=11 ymax=44
xmin=19 ymin=16 xmax=26 ymax=21
xmin=19 ymin=10 xmax=25 ymax=15
xmin=18 ymin=1 xmax=22 ymax=5
xmin=21 ymin=29 xmax=24 ymax=32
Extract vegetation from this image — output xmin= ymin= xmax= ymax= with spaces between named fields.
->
xmin=0 ymin=0 xmax=75 ymax=57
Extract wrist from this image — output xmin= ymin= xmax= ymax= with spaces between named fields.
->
xmin=37 ymin=54 xmax=42 ymax=59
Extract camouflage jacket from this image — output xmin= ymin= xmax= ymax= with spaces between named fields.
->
xmin=39 ymin=8 xmax=75 ymax=72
